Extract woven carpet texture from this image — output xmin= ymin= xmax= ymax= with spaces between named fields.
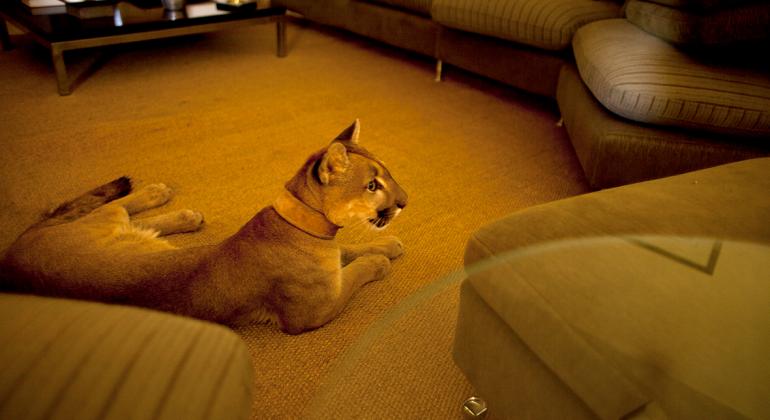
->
xmin=0 ymin=19 xmax=589 ymax=418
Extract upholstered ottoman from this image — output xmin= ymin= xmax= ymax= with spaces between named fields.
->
xmin=454 ymin=158 xmax=770 ymax=418
xmin=0 ymin=293 xmax=254 ymax=420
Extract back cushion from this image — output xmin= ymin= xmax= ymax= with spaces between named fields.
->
xmin=431 ymin=0 xmax=621 ymax=51
xmin=573 ymin=19 xmax=770 ymax=137
xmin=626 ymin=0 xmax=770 ymax=46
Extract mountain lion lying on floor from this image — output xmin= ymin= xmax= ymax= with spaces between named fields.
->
xmin=0 ymin=120 xmax=408 ymax=334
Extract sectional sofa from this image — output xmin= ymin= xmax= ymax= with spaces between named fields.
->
xmin=274 ymin=0 xmax=770 ymax=189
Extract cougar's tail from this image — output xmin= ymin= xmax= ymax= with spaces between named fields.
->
xmin=37 ymin=176 xmax=133 ymax=227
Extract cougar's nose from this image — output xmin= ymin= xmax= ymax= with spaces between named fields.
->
xmin=396 ymin=189 xmax=408 ymax=210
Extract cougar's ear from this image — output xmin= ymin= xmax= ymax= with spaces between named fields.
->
xmin=318 ymin=142 xmax=350 ymax=185
xmin=334 ymin=119 xmax=360 ymax=144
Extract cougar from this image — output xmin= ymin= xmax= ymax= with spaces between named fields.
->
xmin=0 ymin=120 xmax=408 ymax=334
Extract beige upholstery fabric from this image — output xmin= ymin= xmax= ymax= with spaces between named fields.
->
xmin=464 ymin=157 xmax=770 ymax=266
xmin=457 ymin=159 xmax=770 ymax=418
xmin=361 ymin=0 xmax=433 ymax=15
xmin=625 ymin=0 xmax=770 ymax=46
xmin=431 ymin=0 xmax=620 ymax=50
xmin=454 ymin=281 xmax=599 ymax=419
xmin=0 ymin=293 xmax=254 ymax=420
xmin=458 ymin=236 xmax=770 ymax=418
xmin=274 ymin=0 xmax=439 ymax=57
xmin=557 ymin=64 xmax=768 ymax=189
xmin=573 ymin=19 xmax=770 ymax=137
xmin=437 ymin=27 xmax=568 ymax=98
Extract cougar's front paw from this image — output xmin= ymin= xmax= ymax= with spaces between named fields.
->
xmin=374 ymin=236 xmax=404 ymax=259
xmin=141 ymin=183 xmax=174 ymax=208
xmin=176 ymin=209 xmax=204 ymax=232
xmin=360 ymin=254 xmax=391 ymax=281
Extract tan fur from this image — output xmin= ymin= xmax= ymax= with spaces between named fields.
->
xmin=0 ymin=120 xmax=408 ymax=334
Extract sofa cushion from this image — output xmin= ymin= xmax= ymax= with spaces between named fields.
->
xmin=626 ymin=0 xmax=770 ymax=46
xmin=431 ymin=0 xmax=621 ymax=51
xmin=556 ymin=64 xmax=769 ymax=189
xmin=573 ymin=19 xmax=770 ymax=137
xmin=360 ymin=0 xmax=433 ymax=16
xmin=0 ymin=293 xmax=254 ymax=420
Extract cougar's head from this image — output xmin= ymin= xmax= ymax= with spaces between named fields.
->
xmin=306 ymin=119 xmax=407 ymax=230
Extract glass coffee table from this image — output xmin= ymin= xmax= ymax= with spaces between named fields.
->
xmin=305 ymin=236 xmax=770 ymax=418
xmin=0 ymin=0 xmax=286 ymax=95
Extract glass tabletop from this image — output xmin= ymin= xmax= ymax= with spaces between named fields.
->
xmin=306 ymin=236 xmax=770 ymax=418
xmin=0 ymin=0 xmax=284 ymax=42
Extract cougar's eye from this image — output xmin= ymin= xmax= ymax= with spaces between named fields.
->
xmin=367 ymin=180 xmax=378 ymax=192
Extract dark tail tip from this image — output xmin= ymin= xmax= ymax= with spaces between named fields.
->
xmin=103 ymin=176 xmax=132 ymax=199
xmin=42 ymin=176 xmax=134 ymax=224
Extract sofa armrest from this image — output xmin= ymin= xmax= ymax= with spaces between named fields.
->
xmin=0 ymin=293 xmax=254 ymax=420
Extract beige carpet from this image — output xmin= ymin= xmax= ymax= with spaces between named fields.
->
xmin=0 ymin=18 xmax=589 ymax=419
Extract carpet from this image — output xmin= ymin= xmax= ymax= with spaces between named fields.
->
xmin=0 ymin=17 xmax=589 ymax=418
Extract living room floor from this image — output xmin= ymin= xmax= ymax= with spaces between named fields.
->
xmin=0 ymin=19 xmax=590 ymax=418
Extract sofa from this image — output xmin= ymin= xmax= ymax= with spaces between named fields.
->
xmin=454 ymin=157 xmax=770 ymax=418
xmin=273 ymin=0 xmax=770 ymax=189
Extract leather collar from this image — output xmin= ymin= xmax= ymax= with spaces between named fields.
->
xmin=273 ymin=189 xmax=339 ymax=240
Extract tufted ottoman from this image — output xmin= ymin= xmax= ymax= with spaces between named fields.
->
xmin=454 ymin=158 xmax=770 ymax=418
